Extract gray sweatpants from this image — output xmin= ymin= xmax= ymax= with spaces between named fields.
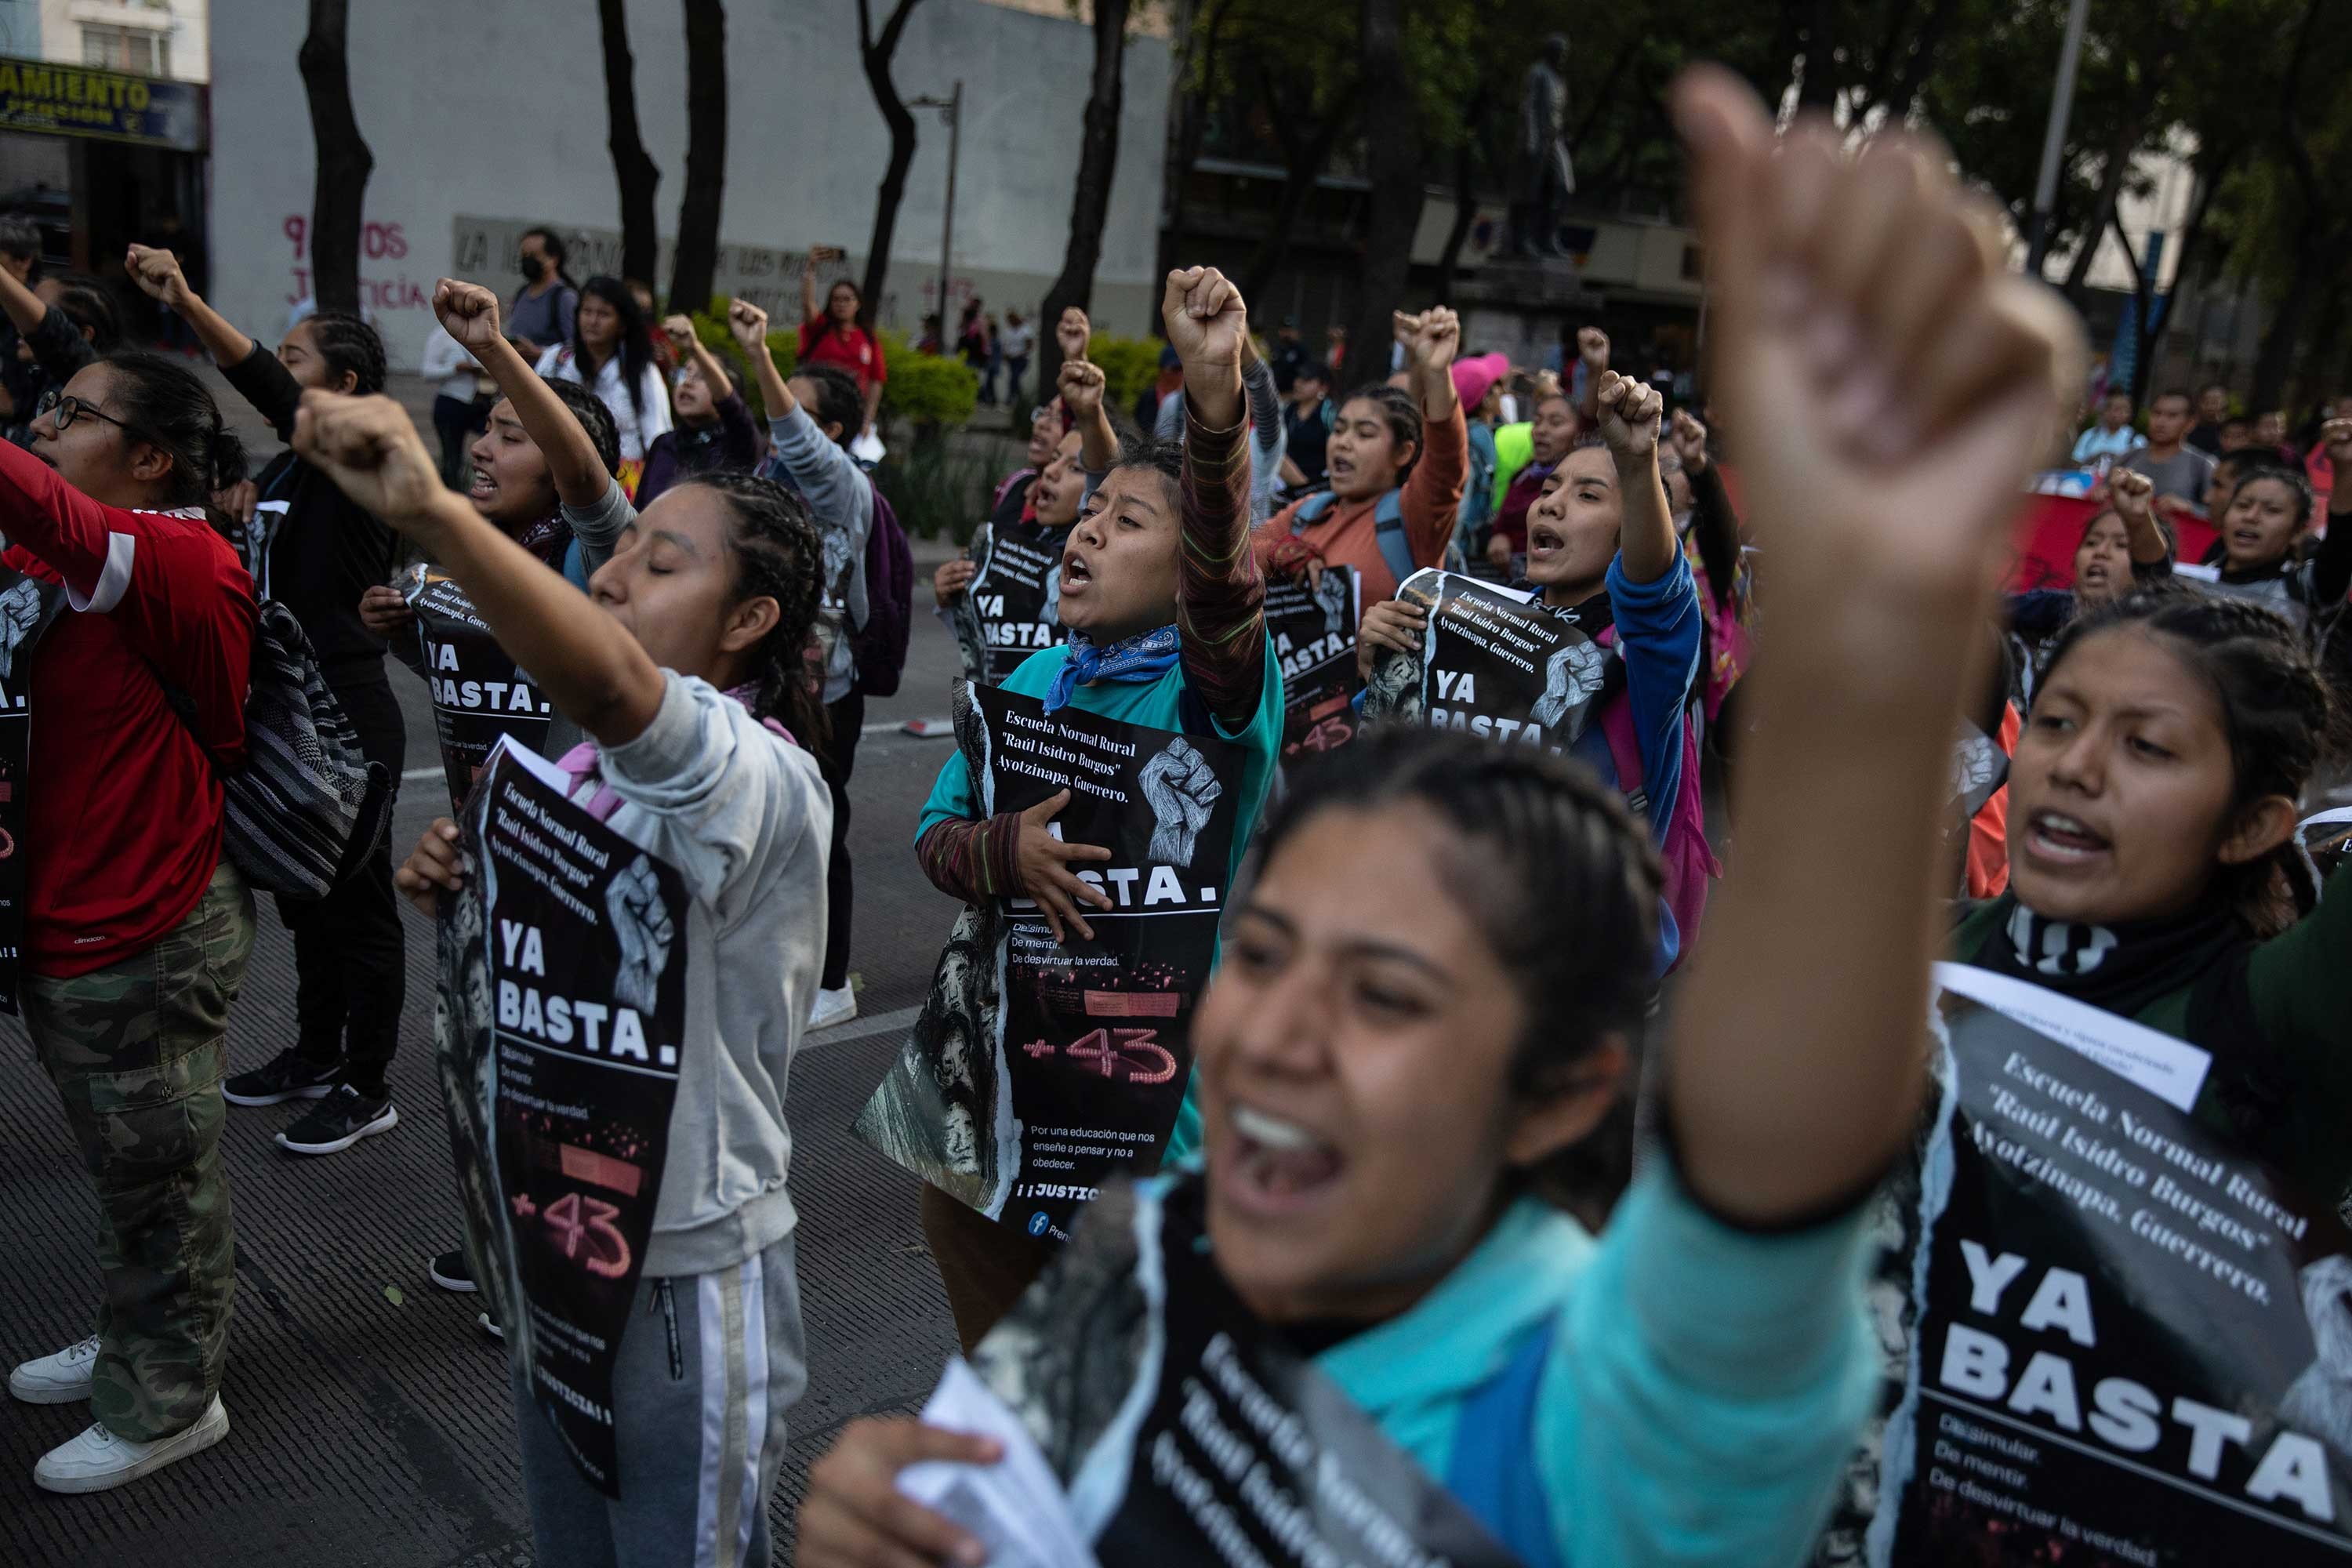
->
xmin=513 ymin=1233 xmax=806 ymax=1568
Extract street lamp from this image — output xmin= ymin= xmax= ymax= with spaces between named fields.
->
xmin=910 ymin=83 xmax=963 ymax=347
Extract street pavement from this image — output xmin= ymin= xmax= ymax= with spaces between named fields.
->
xmin=0 ymin=385 xmax=1000 ymax=1566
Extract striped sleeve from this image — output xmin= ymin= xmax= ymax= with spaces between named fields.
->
xmin=1176 ymin=404 xmax=1267 ymax=733
xmin=916 ymin=813 xmax=1025 ymax=906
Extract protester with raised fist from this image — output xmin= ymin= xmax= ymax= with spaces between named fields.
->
xmin=907 ymin=263 xmax=1281 ymax=1352
xmin=118 ymin=242 xmax=418 ymax=1153
xmin=632 ymin=314 xmax=758 ymax=509
xmin=801 ymin=65 xmax=2088 ymax=1568
xmin=1261 ymin=306 xmax=1468 ymax=603
xmin=296 ymin=387 xmax=829 ymax=1568
xmin=799 ymin=248 xmax=886 ymax=440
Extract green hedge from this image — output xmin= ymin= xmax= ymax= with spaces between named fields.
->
xmin=873 ymin=434 xmax=996 ymax=545
xmin=1083 ymin=332 xmax=1163 ymax=423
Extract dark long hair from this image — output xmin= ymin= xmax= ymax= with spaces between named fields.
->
xmin=519 ymin=226 xmax=579 ymax=292
xmin=1261 ymin=726 xmax=1661 ymax=1221
xmin=572 ymin=275 xmax=655 ymax=431
xmin=684 ymin=470 xmax=829 ymax=750
xmin=49 ymin=271 xmax=122 ymax=353
xmin=100 ymin=350 xmax=249 ymax=511
xmin=1340 ymin=382 xmax=1424 ymax=485
xmin=2038 ymin=585 xmax=2343 ymax=935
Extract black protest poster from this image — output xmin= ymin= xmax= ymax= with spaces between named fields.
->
xmin=1871 ymin=999 xmax=2352 ymax=1564
xmin=969 ymin=1178 xmax=1524 ymax=1567
xmin=1265 ymin=566 xmax=1361 ymax=761
xmin=1362 ymin=567 xmax=1606 ymax=753
xmin=0 ymin=569 xmax=60 ymax=1015
xmin=406 ymin=564 xmax=556 ymax=814
xmin=969 ymin=522 xmax=1070 ymax=686
xmin=438 ymin=741 xmax=690 ymax=1497
xmin=855 ymin=681 xmax=1241 ymax=1243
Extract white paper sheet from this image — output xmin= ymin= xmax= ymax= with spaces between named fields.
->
xmin=897 ymin=1359 xmax=1102 ymax=1568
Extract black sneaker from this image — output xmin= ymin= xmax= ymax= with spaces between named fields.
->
xmin=427 ymin=1250 xmax=477 ymax=1294
xmin=274 ymin=1083 xmax=399 ymax=1156
xmin=222 ymin=1049 xmax=341 ymax=1107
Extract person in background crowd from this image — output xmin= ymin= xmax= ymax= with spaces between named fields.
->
xmin=732 ymin=300 xmax=875 ymax=1032
xmin=1364 ymin=373 xmax=1715 ymax=966
xmin=1154 ymin=321 xmax=1289 ymax=524
xmin=798 ymin=248 xmax=886 ymax=441
xmin=800 ymin=70 xmax=2084 ymax=1566
xmin=993 ymin=402 xmax=1065 ymax=529
xmin=419 ymin=321 xmax=494 ymax=490
xmin=1278 ymin=361 xmax=1333 ymax=491
xmin=2307 ymin=396 xmax=2352 ymax=495
xmin=299 ymin=386 xmax=830 ymax=1568
xmin=998 ymin=308 xmax=1034 ymax=409
xmin=0 ymin=263 xmax=121 ymax=449
xmin=634 ymin=315 xmax=758 ymax=510
xmin=1324 ymin=321 xmax=1348 ymax=375
xmin=1270 ymin=318 xmax=1308 ymax=393
xmin=2 ymin=354 xmax=257 ymax=1494
xmin=2197 ymin=423 xmax=2352 ymax=633
xmin=1261 ymin=310 xmax=1468 ymax=605
xmin=1138 ymin=343 xmax=1183 ymax=430
xmin=2220 ymin=416 xmax=2252 ymax=452
xmin=2121 ymin=388 xmax=2218 ymax=521
xmin=535 ymin=275 xmax=670 ymax=492
xmin=1665 ymin=406 xmax=1754 ymax=746
xmin=503 ymin=227 xmax=578 ymax=365
xmin=0 ymin=213 xmax=45 ymax=430
xmin=1489 ymin=388 xmax=1581 ymax=570
xmin=2186 ymin=381 xmax=2231 ymax=456
xmin=2003 ymin=468 xmax=2172 ymax=709
xmin=122 ymin=243 xmax=413 ymax=1156
xmin=1451 ymin=351 xmax=1510 ymax=563
xmin=956 ymin=300 xmax=989 ymax=391
xmin=909 ymin=264 xmax=1281 ymax=1352
xmin=622 ymin=278 xmax=672 ymax=375
xmin=2071 ymin=389 xmax=2144 ymax=465
xmin=975 ymin=310 xmax=1002 ymax=405
xmin=1958 ymin=582 xmax=2352 ymax=1203
xmin=2252 ymin=408 xmax=2300 ymax=465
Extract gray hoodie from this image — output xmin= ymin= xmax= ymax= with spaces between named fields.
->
xmin=588 ymin=673 xmax=832 ymax=1276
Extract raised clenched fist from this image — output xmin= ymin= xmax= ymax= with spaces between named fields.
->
xmin=433 ymin=278 xmax=506 ymax=355
xmin=1594 ymin=371 xmax=1662 ymax=459
xmin=1058 ymin=357 xmax=1105 ymax=422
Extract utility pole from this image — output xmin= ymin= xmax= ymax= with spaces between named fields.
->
xmin=912 ymin=82 xmax=963 ymax=339
xmin=2024 ymin=0 xmax=2091 ymax=277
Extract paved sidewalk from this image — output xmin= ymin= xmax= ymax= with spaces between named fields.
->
xmin=0 ymin=546 xmax=985 ymax=1564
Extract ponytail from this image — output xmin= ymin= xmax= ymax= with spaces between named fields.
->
xmin=100 ymin=350 xmax=246 ymax=510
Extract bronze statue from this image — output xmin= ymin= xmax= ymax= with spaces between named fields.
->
xmin=1512 ymin=33 xmax=1577 ymax=260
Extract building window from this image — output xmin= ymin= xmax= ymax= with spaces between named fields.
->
xmin=82 ymin=25 xmax=171 ymax=78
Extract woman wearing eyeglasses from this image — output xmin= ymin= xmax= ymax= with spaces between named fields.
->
xmin=1 ymin=354 xmax=260 ymax=1495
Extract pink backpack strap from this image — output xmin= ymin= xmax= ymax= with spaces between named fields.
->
xmin=554 ymin=741 xmax=626 ymax=823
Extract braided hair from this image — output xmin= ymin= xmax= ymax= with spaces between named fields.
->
xmin=683 ymin=470 xmax=829 ymax=750
xmin=100 ymin=350 xmax=249 ymax=510
xmin=2040 ymin=584 xmax=2343 ymax=935
xmin=1262 ymin=725 xmax=1662 ymax=1220
xmin=298 ymin=310 xmax=387 ymax=396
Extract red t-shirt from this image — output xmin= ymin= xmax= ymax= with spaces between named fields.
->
xmin=797 ymin=317 xmax=887 ymax=394
xmin=0 ymin=440 xmax=255 ymax=978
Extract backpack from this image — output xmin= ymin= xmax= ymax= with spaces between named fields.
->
xmin=1292 ymin=488 xmax=1468 ymax=582
xmin=851 ymin=476 xmax=915 ymax=697
xmin=1595 ymin=623 xmax=1719 ymax=969
xmin=170 ymin=600 xmax=396 ymax=898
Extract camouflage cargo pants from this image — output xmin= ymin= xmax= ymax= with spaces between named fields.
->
xmin=24 ymin=861 xmax=254 ymax=1442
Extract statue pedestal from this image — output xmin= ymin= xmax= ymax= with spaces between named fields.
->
xmin=1454 ymin=256 xmax=1600 ymax=312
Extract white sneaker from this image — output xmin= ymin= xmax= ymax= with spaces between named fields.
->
xmin=809 ymin=985 xmax=858 ymax=1030
xmin=33 ymin=1397 xmax=229 ymax=1494
xmin=10 ymin=1336 xmax=100 ymax=1405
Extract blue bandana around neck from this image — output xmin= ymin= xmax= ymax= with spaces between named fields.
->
xmin=1040 ymin=624 xmax=1182 ymax=714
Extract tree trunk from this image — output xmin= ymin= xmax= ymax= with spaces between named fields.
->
xmin=2252 ymin=233 xmax=2326 ymax=411
xmin=1432 ymin=127 xmax=1479 ymax=305
xmin=1339 ymin=0 xmax=1420 ymax=394
xmin=297 ymin=0 xmax=372 ymax=314
xmin=668 ymin=0 xmax=728 ymax=315
xmin=1036 ymin=0 xmax=1133 ymax=400
xmin=597 ymin=0 xmax=662 ymax=288
xmin=858 ymin=0 xmax=929 ymax=328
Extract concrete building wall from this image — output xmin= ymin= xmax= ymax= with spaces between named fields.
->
xmin=209 ymin=0 xmax=1171 ymax=370
xmin=37 ymin=0 xmax=202 ymax=81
